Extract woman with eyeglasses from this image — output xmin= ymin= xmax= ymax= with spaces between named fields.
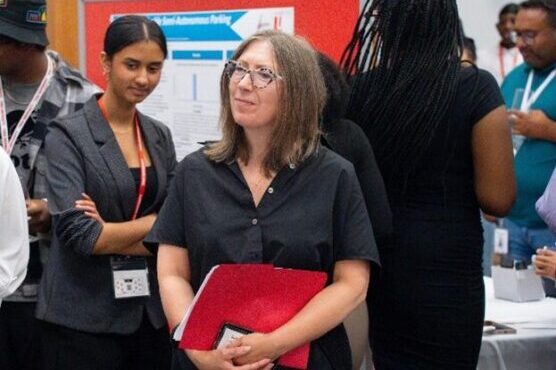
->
xmin=342 ymin=0 xmax=516 ymax=369
xmin=146 ymin=30 xmax=380 ymax=370
xmin=37 ymin=15 xmax=176 ymax=369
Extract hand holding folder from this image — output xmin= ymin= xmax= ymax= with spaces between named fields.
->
xmin=174 ymin=264 xmax=327 ymax=369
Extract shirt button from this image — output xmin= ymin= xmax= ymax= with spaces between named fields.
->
xmin=251 ymin=218 xmax=258 ymax=225
xmin=268 ymin=187 xmax=274 ymax=194
xmin=289 ymin=163 xmax=296 ymax=169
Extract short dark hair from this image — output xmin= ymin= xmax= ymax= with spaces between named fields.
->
xmin=104 ymin=15 xmax=167 ymax=58
xmin=499 ymin=3 xmax=519 ymax=17
xmin=463 ymin=37 xmax=477 ymax=62
xmin=520 ymin=0 xmax=556 ymax=27
xmin=316 ymin=52 xmax=350 ymax=120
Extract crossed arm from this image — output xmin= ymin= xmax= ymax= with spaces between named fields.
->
xmin=75 ymin=193 xmax=153 ymax=255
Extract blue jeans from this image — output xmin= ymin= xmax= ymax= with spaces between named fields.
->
xmin=505 ymin=218 xmax=556 ymax=263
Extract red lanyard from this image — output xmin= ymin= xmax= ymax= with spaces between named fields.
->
xmin=499 ymin=46 xmax=518 ymax=80
xmin=98 ymin=97 xmax=147 ymax=220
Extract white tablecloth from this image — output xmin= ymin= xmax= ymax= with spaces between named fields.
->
xmin=478 ymin=277 xmax=556 ymax=370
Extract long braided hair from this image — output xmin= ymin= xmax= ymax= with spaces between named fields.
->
xmin=341 ymin=0 xmax=463 ymax=179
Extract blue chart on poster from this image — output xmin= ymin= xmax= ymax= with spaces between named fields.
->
xmin=112 ymin=8 xmax=294 ymax=158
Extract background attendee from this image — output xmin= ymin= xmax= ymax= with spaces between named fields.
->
xmin=463 ymin=33 xmax=499 ymax=277
xmin=37 ymin=15 xmax=176 ymax=370
xmin=462 ymin=36 xmax=478 ymax=65
xmin=479 ymin=3 xmax=522 ymax=277
xmin=0 ymin=146 xmax=28 ymax=304
xmin=317 ymin=51 xmax=391 ymax=370
xmin=478 ymin=3 xmax=523 ymax=84
xmin=342 ymin=0 xmax=516 ymax=368
xmin=148 ymin=30 xmax=379 ymax=370
xmin=500 ymin=0 xmax=556 ymax=264
xmin=317 ymin=52 xmax=392 ymax=249
xmin=0 ymin=1 xmax=97 ymax=369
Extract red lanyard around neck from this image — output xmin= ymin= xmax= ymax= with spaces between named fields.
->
xmin=98 ymin=96 xmax=147 ymax=220
xmin=499 ymin=45 xmax=518 ymax=80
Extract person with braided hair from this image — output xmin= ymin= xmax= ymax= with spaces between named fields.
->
xmin=342 ymin=0 xmax=516 ymax=369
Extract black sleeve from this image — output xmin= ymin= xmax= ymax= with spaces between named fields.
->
xmin=144 ymin=160 xmax=187 ymax=250
xmin=464 ymin=68 xmax=505 ymax=125
xmin=345 ymin=120 xmax=393 ymax=241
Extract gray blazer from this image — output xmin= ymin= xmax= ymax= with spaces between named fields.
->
xmin=36 ymin=96 xmax=177 ymax=334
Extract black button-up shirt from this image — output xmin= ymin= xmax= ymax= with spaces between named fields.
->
xmin=147 ymin=146 xmax=378 ymax=292
xmin=146 ymin=146 xmax=379 ymax=369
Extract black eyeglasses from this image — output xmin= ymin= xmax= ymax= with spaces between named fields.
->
xmin=224 ymin=60 xmax=282 ymax=89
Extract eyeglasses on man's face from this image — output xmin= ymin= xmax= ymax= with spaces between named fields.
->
xmin=224 ymin=60 xmax=282 ymax=89
xmin=511 ymin=30 xmax=541 ymax=46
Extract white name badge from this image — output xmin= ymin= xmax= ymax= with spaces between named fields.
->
xmin=494 ymin=228 xmax=509 ymax=255
xmin=110 ymin=256 xmax=150 ymax=299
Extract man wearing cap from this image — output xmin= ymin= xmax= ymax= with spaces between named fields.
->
xmin=0 ymin=1 xmax=98 ymax=369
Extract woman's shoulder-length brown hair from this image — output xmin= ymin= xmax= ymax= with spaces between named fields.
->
xmin=204 ymin=30 xmax=326 ymax=174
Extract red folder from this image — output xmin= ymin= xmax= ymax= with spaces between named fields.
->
xmin=178 ymin=264 xmax=327 ymax=369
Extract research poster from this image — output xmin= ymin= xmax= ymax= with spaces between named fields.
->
xmin=113 ymin=8 xmax=294 ymax=159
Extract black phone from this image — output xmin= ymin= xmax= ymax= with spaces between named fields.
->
xmin=483 ymin=320 xmax=516 ymax=335
xmin=213 ymin=324 xmax=282 ymax=369
xmin=213 ymin=323 xmax=252 ymax=350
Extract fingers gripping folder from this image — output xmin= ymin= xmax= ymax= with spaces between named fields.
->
xmin=173 ymin=264 xmax=327 ymax=369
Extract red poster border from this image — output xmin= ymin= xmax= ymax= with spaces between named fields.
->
xmin=84 ymin=0 xmax=359 ymax=87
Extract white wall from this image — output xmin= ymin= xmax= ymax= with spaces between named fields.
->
xmin=358 ymin=0 xmax=515 ymax=52
xmin=457 ymin=0 xmax=516 ymax=51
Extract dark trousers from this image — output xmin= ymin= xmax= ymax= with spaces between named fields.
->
xmin=170 ymin=333 xmax=342 ymax=370
xmin=41 ymin=314 xmax=171 ymax=370
xmin=0 ymin=301 xmax=42 ymax=370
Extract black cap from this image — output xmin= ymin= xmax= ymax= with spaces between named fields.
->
xmin=0 ymin=0 xmax=48 ymax=46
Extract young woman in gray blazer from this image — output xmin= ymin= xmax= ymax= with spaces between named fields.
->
xmin=37 ymin=15 xmax=177 ymax=370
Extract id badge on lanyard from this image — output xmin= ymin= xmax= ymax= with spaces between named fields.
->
xmin=110 ymin=256 xmax=150 ymax=299
xmin=99 ymin=97 xmax=151 ymax=299
xmin=494 ymin=227 xmax=509 ymax=255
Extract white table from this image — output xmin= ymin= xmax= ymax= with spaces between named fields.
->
xmin=478 ymin=277 xmax=556 ymax=370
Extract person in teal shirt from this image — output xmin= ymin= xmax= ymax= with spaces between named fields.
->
xmin=500 ymin=0 xmax=556 ymax=263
